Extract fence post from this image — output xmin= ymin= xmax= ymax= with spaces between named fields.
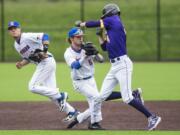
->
xmin=0 ymin=0 xmax=5 ymax=62
xmin=80 ymin=0 xmax=84 ymax=21
xmin=157 ymin=0 xmax=161 ymax=61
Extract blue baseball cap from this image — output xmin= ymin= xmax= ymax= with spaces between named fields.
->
xmin=68 ymin=27 xmax=84 ymax=38
xmin=8 ymin=21 xmax=20 ymax=30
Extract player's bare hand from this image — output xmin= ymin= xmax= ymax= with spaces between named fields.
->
xmin=16 ymin=62 xmax=23 ymax=69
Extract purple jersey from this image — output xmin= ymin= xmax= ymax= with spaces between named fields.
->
xmin=86 ymin=15 xmax=127 ymax=59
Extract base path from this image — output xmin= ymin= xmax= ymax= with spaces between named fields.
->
xmin=0 ymin=101 xmax=179 ymax=130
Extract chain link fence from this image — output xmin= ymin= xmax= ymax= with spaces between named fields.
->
xmin=0 ymin=0 xmax=180 ymax=61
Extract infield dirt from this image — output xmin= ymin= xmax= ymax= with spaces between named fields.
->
xmin=0 ymin=101 xmax=179 ymax=130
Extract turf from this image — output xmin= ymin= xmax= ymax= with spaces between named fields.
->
xmin=3 ymin=0 xmax=180 ymax=61
xmin=0 ymin=62 xmax=179 ymax=101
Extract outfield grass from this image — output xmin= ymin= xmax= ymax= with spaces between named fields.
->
xmin=0 ymin=62 xmax=180 ymax=101
xmin=3 ymin=0 xmax=180 ymax=61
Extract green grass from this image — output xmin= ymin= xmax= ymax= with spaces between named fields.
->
xmin=0 ymin=62 xmax=180 ymax=101
xmin=2 ymin=0 xmax=180 ymax=61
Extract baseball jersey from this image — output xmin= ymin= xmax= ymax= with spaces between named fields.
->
xmin=85 ymin=15 xmax=127 ymax=59
xmin=64 ymin=47 xmax=94 ymax=80
xmin=14 ymin=32 xmax=51 ymax=63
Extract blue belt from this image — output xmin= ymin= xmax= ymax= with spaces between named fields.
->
xmin=76 ymin=76 xmax=92 ymax=81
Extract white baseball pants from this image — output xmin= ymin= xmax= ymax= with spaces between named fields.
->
xmin=28 ymin=57 xmax=74 ymax=113
xmin=73 ymin=77 xmax=102 ymax=124
xmin=97 ymin=55 xmax=134 ymax=104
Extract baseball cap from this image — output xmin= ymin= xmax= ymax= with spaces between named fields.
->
xmin=8 ymin=21 xmax=20 ymax=30
xmin=68 ymin=27 xmax=84 ymax=38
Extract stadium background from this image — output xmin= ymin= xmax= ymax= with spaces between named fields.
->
xmin=0 ymin=0 xmax=180 ymax=62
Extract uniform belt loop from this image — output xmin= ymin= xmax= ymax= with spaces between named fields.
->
xmin=110 ymin=57 xmax=120 ymax=63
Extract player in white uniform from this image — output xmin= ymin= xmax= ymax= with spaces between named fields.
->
xmin=64 ymin=27 xmax=104 ymax=130
xmin=8 ymin=21 xmax=79 ymax=122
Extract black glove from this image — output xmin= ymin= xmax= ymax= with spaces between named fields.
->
xmin=82 ymin=42 xmax=99 ymax=56
xmin=75 ymin=20 xmax=82 ymax=27
xmin=96 ymin=27 xmax=103 ymax=36
xmin=29 ymin=49 xmax=44 ymax=63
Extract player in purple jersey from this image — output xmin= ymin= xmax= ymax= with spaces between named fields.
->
xmin=75 ymin=3 xmax=161 ymax=130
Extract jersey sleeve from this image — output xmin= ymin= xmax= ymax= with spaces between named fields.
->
xmin=85 ymin=19 xmax=110 ymax=29
xmin=85 ymin=20 xmax=101 ymax=28
xmin=42 ymin=33 xmax=50 ymax=45
xmin=102 ymin=18 xmax=111 ymax=29
xmin=64 ymin=49 xmax=76 ymax=67
xmin=27 ymin=33 xmax=44 ymax=45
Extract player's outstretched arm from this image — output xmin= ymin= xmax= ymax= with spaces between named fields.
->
xmin=75 ymin=20 xmax=101 ymax=28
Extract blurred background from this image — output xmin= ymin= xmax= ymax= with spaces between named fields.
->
xmin=0 ymin=0 xmax=180 ymax=62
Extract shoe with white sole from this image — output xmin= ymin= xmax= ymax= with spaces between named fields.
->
xmin=63 ymin=110 xmax=80 ymax=122
xmin=148 ymin=115 xmax=161 ymax=131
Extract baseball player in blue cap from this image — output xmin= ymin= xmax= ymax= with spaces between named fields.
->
xmin=8 ymin=21 xmax=79 ymax=122
xmin=64 ymin=27 xmax=104 ymax=130
xmin=75 ymin=3 xmax=161 ymax=130
xmin=64 ymin=27 xmax=145 ymax=130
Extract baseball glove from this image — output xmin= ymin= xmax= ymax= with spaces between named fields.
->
xmin=29 ymin=49 xmax=47 ymax=63
xmin=82 ymin=42 xmax=99 ymax=56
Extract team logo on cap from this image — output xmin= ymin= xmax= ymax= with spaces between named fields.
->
xmin=10 ymin=22 xmax=14 ymax=26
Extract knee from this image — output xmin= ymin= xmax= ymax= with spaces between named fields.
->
xmin=122 ymin=94 xmax=134 ymax=104
xmin=94 ymin=95 xmax=104 ymax=103
xmin=91 ymin=94 xmax=99 ymax=101
xmin=28 ymin=83 xmax=37 ymax=93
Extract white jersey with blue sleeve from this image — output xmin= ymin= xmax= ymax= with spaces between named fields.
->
xmin=64 ymin=47 xmax=94 ymax=80
xmin=14 ymin=32 xmax=52 ymax=63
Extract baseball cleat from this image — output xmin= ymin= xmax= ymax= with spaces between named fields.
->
xmin=67 ymin=118 xmax=79 ymax=129
xmin=88 ymin=122 xmax=105 ymax=130
xmin=59 ymin=92 xmax=68 ymax=112
xmin=63 ymin=110 xmax=80 ymax=122
xmin=147 ymin=115 xmax=161 ymax=131
xmin=132 ymin=88 xmax=144 ymax=105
